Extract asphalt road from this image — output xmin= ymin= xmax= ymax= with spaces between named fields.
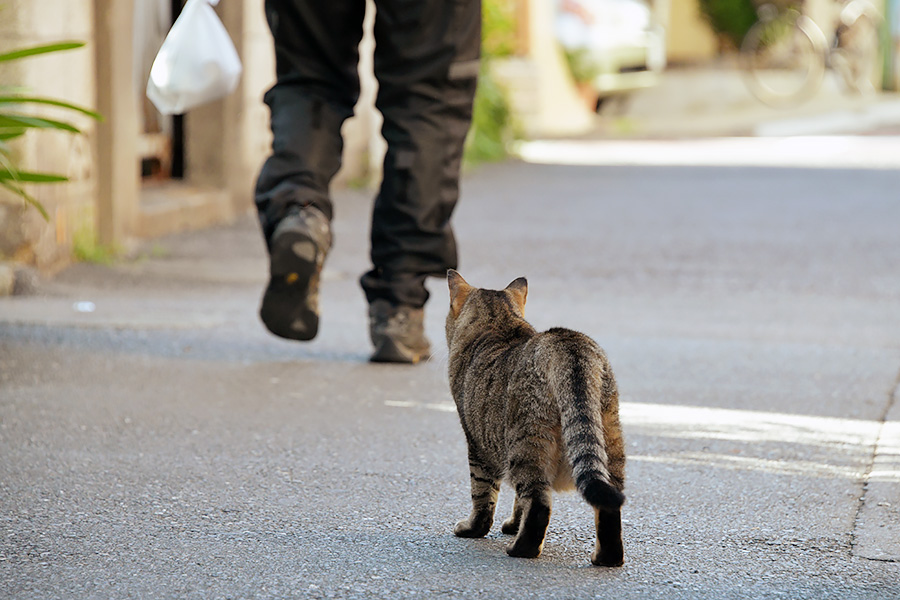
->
xmin=2 ymin=144 xmax=899 ymax=599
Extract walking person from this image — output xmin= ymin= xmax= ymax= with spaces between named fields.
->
xmin=255 ymin=0 xmax=482 ymax=364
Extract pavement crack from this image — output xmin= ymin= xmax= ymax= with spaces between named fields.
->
xmin=850 ymin=366 xmax=900 ymax=562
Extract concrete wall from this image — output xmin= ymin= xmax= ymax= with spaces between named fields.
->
xmin=666 ymin=0 xmax=720 ymax=63
xmin=0 ymin=0 xmax=98 ymax=272
xmin=236 ymin=0 xmax=278 ymax=200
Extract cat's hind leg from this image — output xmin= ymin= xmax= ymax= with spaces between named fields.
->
xmin=505 ymin=484 xmax=552 ymax=558
xmin=500 ymin=496 xmax=523 ymax=534
xmin=591 ymin=507 xmax=624 ymax=567
xmin=592 ymin=407 xmax=625 ymax=566
xmin=454 ymin=460 xmax=500 ymax=538
xmin=505 ymin=428 xmax=557 ymax=557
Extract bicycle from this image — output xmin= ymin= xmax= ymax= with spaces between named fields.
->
xmin=740 ymin=0 xmax=881 ymax=107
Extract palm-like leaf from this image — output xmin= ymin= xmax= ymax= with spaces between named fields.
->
xmin=0 ymin=170 xmax=69 ymax=183
xmin=0 ymin=42 xmax=85 ymax=63
xmin=0 ymin=114 xmax=82 ymax=133
xmin=0 ymin=96 xmax=103 ymax=121
xmin=0 ymin=40 xmax=100 ymax=221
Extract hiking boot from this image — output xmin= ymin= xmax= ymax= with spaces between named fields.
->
xmin=368 ymin=299 xmax=431 ymax=364
xmin=259 ymin=205 xmax=331 ymax=341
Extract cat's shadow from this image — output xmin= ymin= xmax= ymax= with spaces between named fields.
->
xmin=448 ymin=531 xmax=627 ymax=574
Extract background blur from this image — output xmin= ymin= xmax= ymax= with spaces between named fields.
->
xmin=1 ymin=0 xmax=898 ymax=282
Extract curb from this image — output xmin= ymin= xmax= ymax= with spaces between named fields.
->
xmin=0 ymin=262 xmax=39 ymax=297
xmin=754 ymin=99 xmax=900 ymax=136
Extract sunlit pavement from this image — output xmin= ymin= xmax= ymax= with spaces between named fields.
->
xmin=2 ymin=149 xmax=899 ymax=598
xmin=517 ymin=136 xmax=900 ymax=169
xmin=598 ymin=62 xmax=900 ymax=139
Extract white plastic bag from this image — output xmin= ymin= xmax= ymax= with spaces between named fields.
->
xmin=147 ymin=0 xmax=242 ymax=115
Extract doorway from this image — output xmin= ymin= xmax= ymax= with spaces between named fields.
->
xmin=134 ymin=0 xmax=184 ymax=180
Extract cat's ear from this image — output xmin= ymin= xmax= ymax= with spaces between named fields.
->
xmin=505 ymin=277 xmax=528 ymax=312
xmin=448 ymin=270 xmax=473 ymax=317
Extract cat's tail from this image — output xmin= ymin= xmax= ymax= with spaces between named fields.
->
xmin=548 ymin=330 xmax=625 ymax=512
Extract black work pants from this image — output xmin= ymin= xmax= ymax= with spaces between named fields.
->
xmin=255 ymin=0 xmax=481 ymax=308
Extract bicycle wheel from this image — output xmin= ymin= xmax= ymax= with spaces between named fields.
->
xmin=741 ymin=11 xmax=827 ymax=107
xmin=834 ymin=6 xmax=880 ymax=93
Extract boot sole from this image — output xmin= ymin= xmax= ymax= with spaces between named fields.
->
xmin=260 ymin=229 xmax=321 ymax=341
xmin=370 ymin=337 xmax=430 ymax=364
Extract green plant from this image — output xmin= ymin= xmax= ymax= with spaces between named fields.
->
xmin=464 ymin=0 xmax=519 ymax=165
xmin=465 ymin=64 xmax=514 ymax=164
xmin=563 ymin=48 xmax=603 ymax=84
xmin=72 ymin=225 xmax=118 ymax=265
xmin=0 ymin=41 xmax=102 ymax=220
xmin=482 ymin=0 xmax=518 ymax=58
xmin=698 ymin=0 xmax=760 ymax=49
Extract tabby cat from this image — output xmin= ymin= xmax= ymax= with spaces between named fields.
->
xmin=445 ymin=270 xmax=626 ymax=566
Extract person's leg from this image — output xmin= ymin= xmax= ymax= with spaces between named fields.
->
xmin=256 ymin=0 xmax=366 ymax=340
xmin=363 ymin=0 xmax=481 ymax=361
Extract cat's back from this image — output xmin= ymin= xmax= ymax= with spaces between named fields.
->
xmin=525 ymin=327 xmax=607 ymax=371
xmin=512 ymin=327 xmax=615 ymax=408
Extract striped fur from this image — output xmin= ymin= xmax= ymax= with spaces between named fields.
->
xmin=446 ymin=271 xmax=626 ymax=566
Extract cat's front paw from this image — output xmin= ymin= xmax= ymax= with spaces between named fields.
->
xmin=453 ymin=518 xmax=491 ymax=538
